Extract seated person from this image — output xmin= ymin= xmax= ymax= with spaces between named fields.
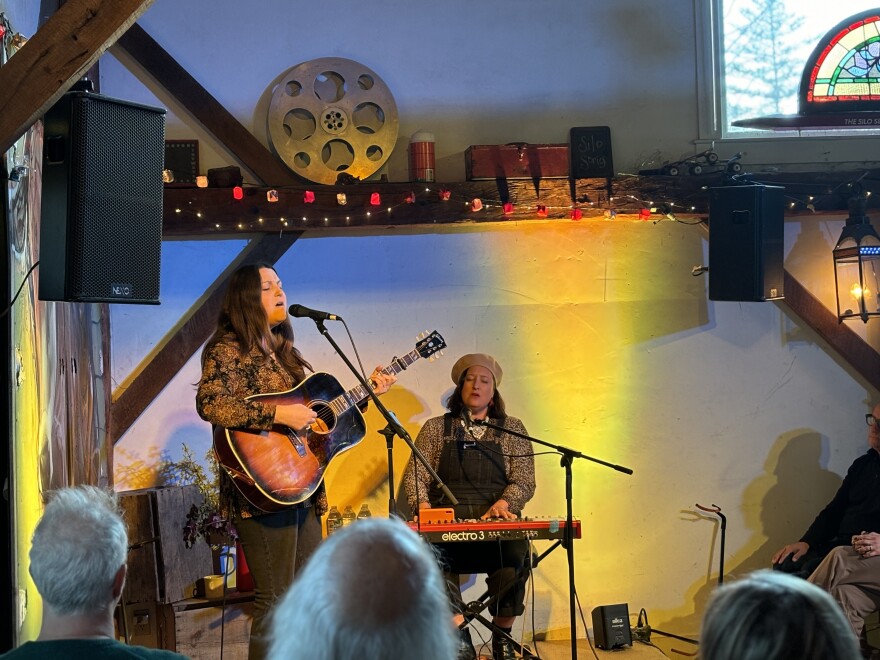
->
xmin=807 ymin=409 xmax=880 ymax=649
xmin=266 ymin=516 xmax=458 ymax=660
xmin=0 ymin=486 xmax=185 ymax=659
xmin=700 ymin=570 xmax=860 ymax=660
xmin=772 ymin=403 xmax=880 ymax=577
xmin=402 ymin=353 xmax=536 ymax=660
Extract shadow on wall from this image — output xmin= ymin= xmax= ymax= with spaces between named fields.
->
xmin=653 ymin=429 xmax=844 ymax=637
xmin=325 ymin=379 xmax=434 ymax=511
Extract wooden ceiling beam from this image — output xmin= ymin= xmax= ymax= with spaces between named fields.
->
xmin=114 ymin=23 xmax=301 ymax=187
xmin=0 ymin=0 xmax=154 ymax=155
xmin=109 ymin=233 xmax=302 ymax=444
xmin=779 ymin=271 xmax=880 ymax=392
xmin=157 ymin=170 xmax=871 ymax=238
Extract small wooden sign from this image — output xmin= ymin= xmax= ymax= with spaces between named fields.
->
xmin=569 ymin=126 xmax=613 ymax=179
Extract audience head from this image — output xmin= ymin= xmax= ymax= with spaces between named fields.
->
xmin=29 ymin=486 xmax=128 ymax=616
xmin=268 ymin=516 xmax=458 ymax=660
xmin=700 ymin=570 xmax=860 ymax=660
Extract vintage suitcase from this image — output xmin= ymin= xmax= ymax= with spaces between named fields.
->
xmin=119 ymin=485 xmax=213 ymax=605
xmin=465 ymin=143 xmax=569 ymax=180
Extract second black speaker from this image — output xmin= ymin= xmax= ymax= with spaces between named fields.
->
xmin=708 ymin=184 xmax=784 ymax=302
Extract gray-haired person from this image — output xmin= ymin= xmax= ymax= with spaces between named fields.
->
xmin=267 ymin=516 xmax=458 ymax=660
xmin=700 ymin=570 xmax=860 ymax=660
xmin=0 ymin=486 xmax=186 ymax=659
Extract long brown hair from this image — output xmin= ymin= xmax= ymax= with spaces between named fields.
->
xmin=446 ymin=369 xmax=506 ymax=418
xmin=204 ymin=263 xmax=312 ymax=379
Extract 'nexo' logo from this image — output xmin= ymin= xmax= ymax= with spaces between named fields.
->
xmin=110 ymin=283 xmax=134 ymax=298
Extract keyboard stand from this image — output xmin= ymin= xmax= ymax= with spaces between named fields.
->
xmin=457 ymin=540 xmax=565 ymax=659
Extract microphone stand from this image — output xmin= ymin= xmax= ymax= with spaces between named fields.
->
xmin=472 ymin=417 xmax=633 ymax=660
xmin=310 ymin=319 xmax=458 ymax=513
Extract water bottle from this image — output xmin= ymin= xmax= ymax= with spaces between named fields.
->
xmin=357 ymin=504 xmax=372 ymax=520
xmin=342 ymin=505 xmax=357 ymax=527
xmin=326 ymin=505 xmax=342 ymax=536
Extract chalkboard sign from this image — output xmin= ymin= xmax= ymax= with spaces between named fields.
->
xmin=163 ymin=140 xmax=199 ymax=186
xmin=569 ymin=126 xmax=613 ymax=179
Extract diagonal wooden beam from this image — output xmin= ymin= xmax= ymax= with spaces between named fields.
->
xmin=109 ymin=233 xmax=302 ymax=444
xmin=0 ymin=0 xmax=154 ymax=155
xmin=113 ymin=23 xmax=300 ymax=187
xmin=779 ymin=270 xmax=880 ymax=392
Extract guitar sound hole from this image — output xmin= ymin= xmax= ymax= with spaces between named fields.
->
xmin=310 ymin=402 xmax=335 ymax=434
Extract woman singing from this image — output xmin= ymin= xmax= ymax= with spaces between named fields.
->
xmin=197 ymin=263 xmax=395 ymax=659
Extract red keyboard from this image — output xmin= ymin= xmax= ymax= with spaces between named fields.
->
xmin=407 ymin=518 xmax=581 ymax=543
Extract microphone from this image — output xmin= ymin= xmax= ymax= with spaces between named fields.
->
xmin=462 ymin=408 xmax=486 ymax=427
xmin=288 ymin=304 xmax=341 ymax=321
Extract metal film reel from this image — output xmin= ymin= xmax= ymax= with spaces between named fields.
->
xmin=267 ymin=58 xmax=399 ymax=184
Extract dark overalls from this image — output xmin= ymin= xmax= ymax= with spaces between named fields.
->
xmin=428 ymin=414 xmax=530 ymax=617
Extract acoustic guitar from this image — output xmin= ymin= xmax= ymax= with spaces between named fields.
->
xmin=214 ymin=331 xmax=446 ymax=512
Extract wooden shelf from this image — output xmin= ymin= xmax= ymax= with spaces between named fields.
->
xmin=161 ymin=168 xmax=877 ymax=238
xmin=172 ymin=591 xmax=254 ymax=611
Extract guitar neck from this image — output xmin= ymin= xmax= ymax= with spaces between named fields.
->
xmin=331 ymin=349 xmax=421 ymax=414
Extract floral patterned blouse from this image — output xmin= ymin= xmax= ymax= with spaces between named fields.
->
xmin=196 ymin=335 xmax=328 ymax=518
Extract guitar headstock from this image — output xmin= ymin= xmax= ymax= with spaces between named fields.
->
xmin=416 ymin=330 xmax=446 ymax=361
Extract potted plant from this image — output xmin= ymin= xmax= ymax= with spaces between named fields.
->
xmin=160 ymin=444 xmax=257 ymax=593
xmin=160 ymin=444 xmax=237 ymax=549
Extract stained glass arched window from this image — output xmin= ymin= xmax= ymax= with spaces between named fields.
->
xmin=800 ymin=10 xmax=880 ymax=113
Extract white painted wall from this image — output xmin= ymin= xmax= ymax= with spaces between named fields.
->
xmin=99 ymin=0 xmax=704 ymax=181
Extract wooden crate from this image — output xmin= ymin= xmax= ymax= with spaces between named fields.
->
xmin=465 ymin=143 xmax=569 ymax=180
xmin=117 ymin=600 xmax=176 ymax=649
xmin=171 ymin=596 xmax=253 ymax=659
xmin=119 ymin=486 xmax=213 ymax=604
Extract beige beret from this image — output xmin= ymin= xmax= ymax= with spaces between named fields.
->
xmin=450 ymin=353 xmax=503 ymax=386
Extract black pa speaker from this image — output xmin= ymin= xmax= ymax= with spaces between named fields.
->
xmin=708 ymin=184 xmax=784 ymax=302
xmin=592 ymin=603 xmax=632 ymax=649
xmin=40 ymin=90 xmax=166 ymax=303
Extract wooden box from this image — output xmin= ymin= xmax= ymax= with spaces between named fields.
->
xmin=117 ymin=595 xmax=253 ymax=657
xmin=171 ymin=596 xmax=253 ymax=659
xmin=465 ymin=143 xmax=570 ymax=180
xmin=119 ymin=486 xmax=213 ymax=605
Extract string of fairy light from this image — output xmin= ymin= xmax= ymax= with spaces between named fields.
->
xmin=167 ymin=177 xmax=718 ymax=231
xmin=168 ymin=166 xmax=879 ymax=231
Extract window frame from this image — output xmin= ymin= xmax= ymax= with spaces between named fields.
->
xmin=694 ymin=0 xmax=880 ymax=167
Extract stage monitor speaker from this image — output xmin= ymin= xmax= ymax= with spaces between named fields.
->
xmin=39 ymin=90 xmax=166 ymax=304
xmin=708 ymin=184 xmax=784 ymax=302
xmin=592 ymin=603 xmax=632 ymax=649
